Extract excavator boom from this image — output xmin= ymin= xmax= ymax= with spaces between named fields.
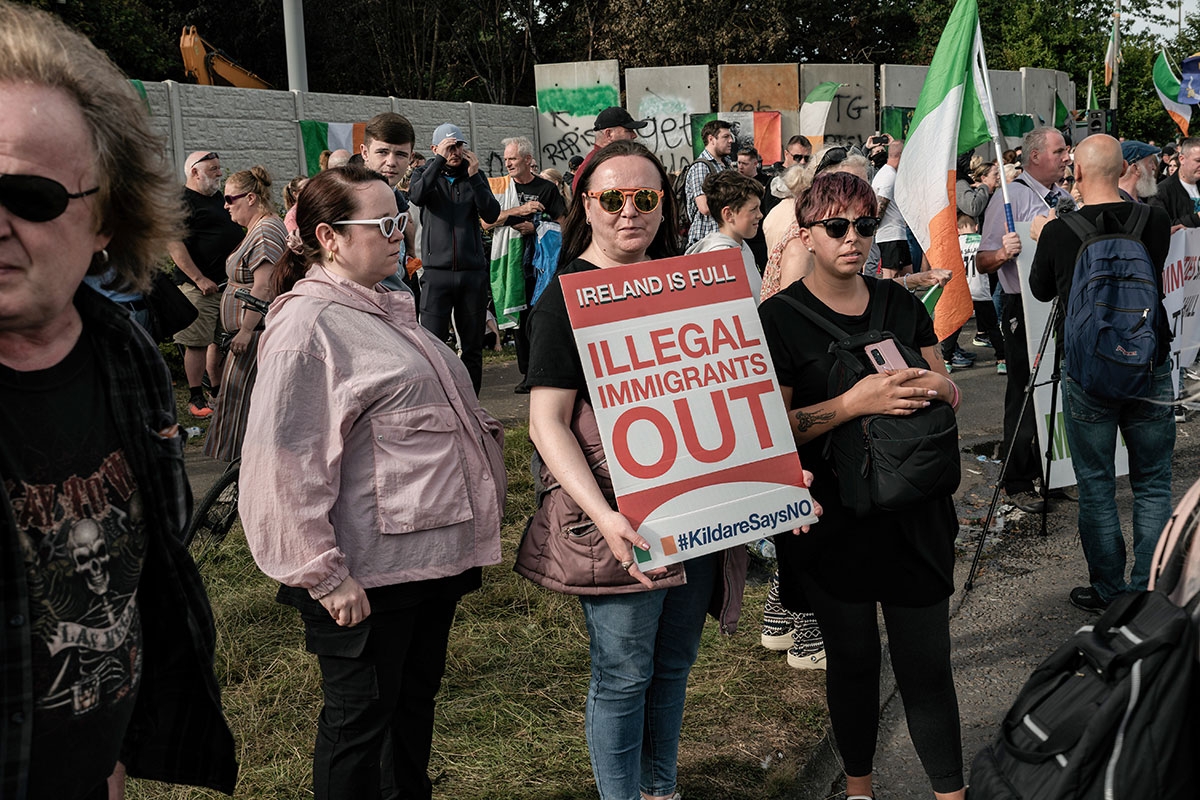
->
xmin=180 ymin=26 xmax=272 ymax=90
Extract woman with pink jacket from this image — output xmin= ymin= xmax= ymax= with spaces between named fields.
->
xmin=238 ymin=165 xmax=506 ymax=800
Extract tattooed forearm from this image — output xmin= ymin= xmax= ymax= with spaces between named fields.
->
xmin=792 ymin=408 xmax=836 ymax=433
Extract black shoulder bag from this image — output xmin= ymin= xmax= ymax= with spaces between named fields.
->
xmin=776 ymin=288 xmax=960 ymax=517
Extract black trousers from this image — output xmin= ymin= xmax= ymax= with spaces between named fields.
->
xmin=419 ymin=268 xmax=489 ymax=395
xmin=300 ymin=595 xmax=460 ymax=800
xmin=973 ymin=299 xmax=1005 ymax=360
xmin=1000 ymin=293 xmax=1043 ymax=493
xmin=800 ymin=573 xmax=964 ymax=794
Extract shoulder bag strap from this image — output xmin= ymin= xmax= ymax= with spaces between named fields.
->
xmin=775 ymin=292 xmax=852 ymax=342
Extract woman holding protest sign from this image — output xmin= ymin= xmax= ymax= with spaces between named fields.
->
xmin=518 ymin=140 xmax=762 ymax=800
xmin=758 ymin=171 xmax=966 ymax=800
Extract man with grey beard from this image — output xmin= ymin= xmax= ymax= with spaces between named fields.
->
xmin=1117 ymin=141 xmax=1160 ymax=203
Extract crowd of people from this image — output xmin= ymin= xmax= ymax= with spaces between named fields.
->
xmin=3 ymin=2 xmax=1197 ymax=799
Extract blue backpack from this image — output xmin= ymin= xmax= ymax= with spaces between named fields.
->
xmin=1059 ymin=205 xmax=1160 ymax=401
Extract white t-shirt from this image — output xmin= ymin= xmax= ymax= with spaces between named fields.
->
xmin=872 ymin=163 xmax=907 ymax=243
xmin=685 ymin=232 xmax=763 ymax=304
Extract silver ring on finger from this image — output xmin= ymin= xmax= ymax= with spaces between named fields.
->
xmin=620 ymin=560 xmax=634 ymax=571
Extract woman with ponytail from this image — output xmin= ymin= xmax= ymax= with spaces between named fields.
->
xmin=238 ymin=165 xmax=506 ymax=800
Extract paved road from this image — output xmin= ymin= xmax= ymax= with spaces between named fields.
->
xmin=787 ymin=334 xmax=1200 ymax=799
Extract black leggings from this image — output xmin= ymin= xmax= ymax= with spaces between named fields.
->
xmin=800 ymin=573 xmax=964 ymax=794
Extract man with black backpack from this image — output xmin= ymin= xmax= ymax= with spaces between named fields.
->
xmin=1029 ymin=134 xmax=1175 ymax=614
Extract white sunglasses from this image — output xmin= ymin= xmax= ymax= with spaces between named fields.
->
xmin=331 ymin=211 xmax=407 ymax=238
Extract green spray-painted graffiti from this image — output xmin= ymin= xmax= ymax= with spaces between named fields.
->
xmin=537 ymin=85 xmax=619 ymax=116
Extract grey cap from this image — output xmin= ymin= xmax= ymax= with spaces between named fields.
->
xmin=432 ymin=123 xmax=468 ymax=148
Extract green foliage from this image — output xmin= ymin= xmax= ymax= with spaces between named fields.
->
xmin=1114 ymin=32 xmax=1177 ymax=143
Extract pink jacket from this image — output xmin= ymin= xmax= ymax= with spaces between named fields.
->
xmin=239 ymin=267 xmax=505 ymax=598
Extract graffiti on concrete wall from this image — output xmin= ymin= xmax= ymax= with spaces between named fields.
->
xmin=534 ymin=60 xmax=620 ymax=171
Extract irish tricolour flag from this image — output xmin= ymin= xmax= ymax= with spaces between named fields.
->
xmin=798 ymin=81 xmax=842 ymax=151
xmin=298 ymin=120 xmax=366 ymax=175
xmin=690 ymin=112 xmax=781 ymax=164
xmin=1154 ymin=51 xmax=1191 ymax=137
xmin=894 ymin=0 xmax=994 ymax=341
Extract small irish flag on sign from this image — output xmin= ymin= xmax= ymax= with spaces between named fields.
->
xmin=798 ymin=81 xmax=843 ymax=152
xmin=298 ymin=120 xmax=367 ymax=175
xmin=690 ymin=111 xmax=782 ymax=165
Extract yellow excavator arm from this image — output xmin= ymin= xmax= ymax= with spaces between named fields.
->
xmin=180 ymin=26 xmax=272 ymax=90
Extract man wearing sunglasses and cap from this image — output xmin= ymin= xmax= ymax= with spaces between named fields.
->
xmin=408 ymin=122 xmax=501 ymax=394
xmin=167 ymin=150 xmax=245 ymax=419
xmin=570 ymin=106 xmax=649 ymax=194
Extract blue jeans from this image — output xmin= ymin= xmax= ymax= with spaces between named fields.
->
xmin=1062 ymin=362 xmax=1175 ymax=601
xmin=578 ymin=554 xmax=717 ymax=800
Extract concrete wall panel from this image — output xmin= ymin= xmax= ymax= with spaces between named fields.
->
xmin=801 ymin=64 xmax=875 ymax=147
xmin=989 ymin=70 xmax=1023 ymax=115
xmin=719 ymin=64 xmax=799 ymax=144
xmin=880 ymin=64 xmax=928 ymax=110
xmin=1021 ymin=67 xmax=1058 ymax=129
xmin=533 ymin=60 xmax=620 ymax=170
xmin=626 ymin=65 xmax=710 ymax=174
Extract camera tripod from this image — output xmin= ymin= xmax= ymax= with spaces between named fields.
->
xmin=964 ymin=299 xmax=1062 ymax=593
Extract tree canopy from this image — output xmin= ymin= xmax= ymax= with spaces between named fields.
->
xmin=17 ymin=0 xmax=1199 ymax=142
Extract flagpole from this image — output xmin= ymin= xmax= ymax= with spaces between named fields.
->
xmin=973 ymin=22 xmax=1016 ymax=234
xmin=1110 ymin=1 xmax=1121 ymax=110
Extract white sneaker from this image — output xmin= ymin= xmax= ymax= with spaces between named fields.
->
xmin=787 ymin=647 xmax=827 ymax=671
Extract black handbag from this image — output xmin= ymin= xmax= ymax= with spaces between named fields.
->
xmin=145 ymin=270 xmax=199 ymax=342
xmin=776 ymin=290 xmax=960 ymax=517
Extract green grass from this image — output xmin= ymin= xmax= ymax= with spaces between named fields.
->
xmin=127 ymin=425 xmax=828 ymax=799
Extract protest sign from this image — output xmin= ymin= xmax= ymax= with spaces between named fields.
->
xmin=1161 ymin=226 xmax=1200 ymax=398
xmin=559 ymin=250 xmax=817 ymax=569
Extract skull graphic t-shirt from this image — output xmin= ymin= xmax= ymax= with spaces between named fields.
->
xmin=0 ymin=330 xmax=146 ymax=799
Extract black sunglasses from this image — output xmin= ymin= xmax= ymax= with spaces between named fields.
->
xmin=814 ymin=147 xmax=849 ymax=175
xmin=192 ymin=151 xmax=219 ymax=167
xmin=0 ymin=174 xmax=100 ymax=222
xmin=809 ymin=216 xmax=880 ymax=238
xmin=790 ymin=153 xmax=811 ymax=164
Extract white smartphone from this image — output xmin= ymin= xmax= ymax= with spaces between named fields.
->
xmin=864 ymin=339 xmax=907 ymax=373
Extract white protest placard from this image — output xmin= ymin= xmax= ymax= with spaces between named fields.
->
xmin=1015 ymin=222 xmax=1128 ymax=488
xmin=559 ymin=250 xmax=818 ymax=569
xmin=1160 ymin=226 xmax=1200 ymax=398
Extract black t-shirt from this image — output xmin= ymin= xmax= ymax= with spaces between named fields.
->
xmin=175 ymin=188 xmax=245 ymax=285
xmin=757 ymin=276 xmax=957 ymax=608
xmin=1029 ymin=201 xmax=1173 ymax=366
xmin=0 ymin=332 xmax=146 ymax=799
xmin=525 ymin=257 xmax=595 ymax=396
xmin=510 ymin=174 xmax=567 ymax=227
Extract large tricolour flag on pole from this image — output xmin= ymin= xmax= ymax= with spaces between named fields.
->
xmin=298 ymin=120 xmax=366 ymax=175
xmin=798 ymin=81 xmax=842 ymax=152
xmin=894 ymin=0 xmax=993 ymax=341
xmin=1154 ymin=51 xmax=1192 ymax=136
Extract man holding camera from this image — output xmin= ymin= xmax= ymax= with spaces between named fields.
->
xmin=408 ymin=123 xmax=500 ymax=394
